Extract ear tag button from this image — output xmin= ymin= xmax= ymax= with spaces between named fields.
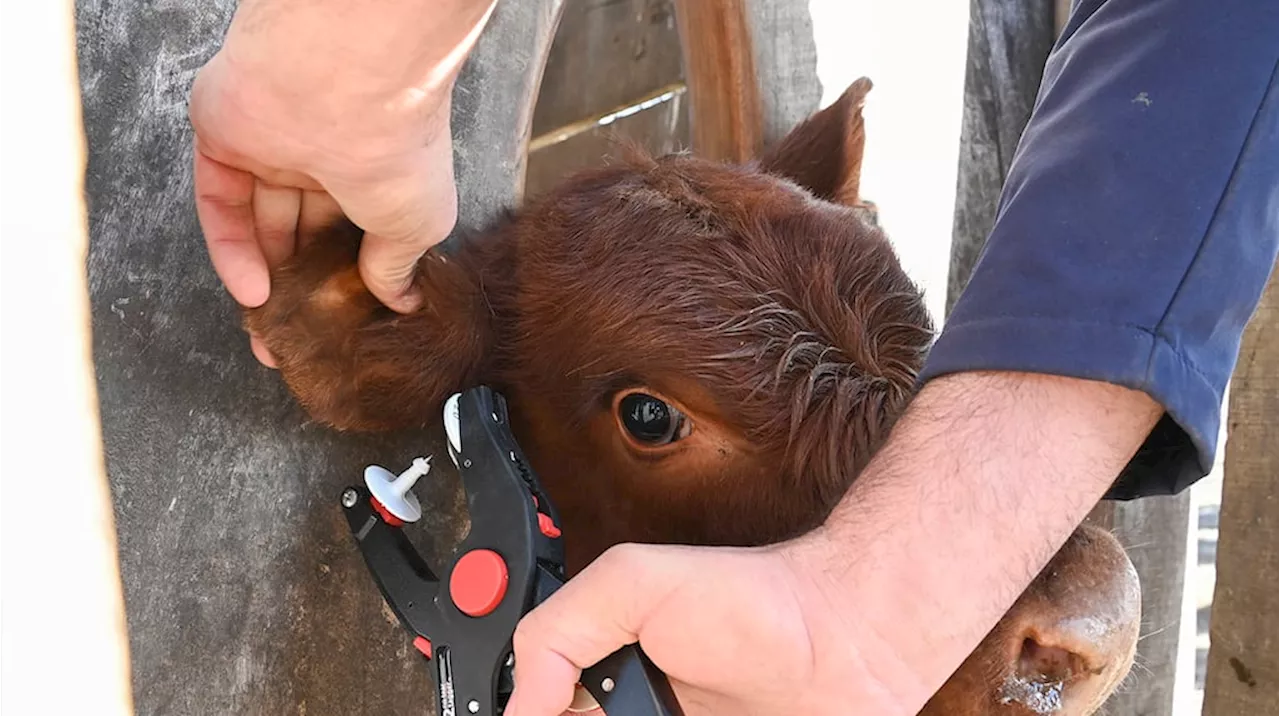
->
xmin=364 ymin=456 xmax=432 ymax=523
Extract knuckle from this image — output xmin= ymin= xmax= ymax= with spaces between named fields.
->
xmin=512 ymin=612 xmax=547 ymax=654
xmin=599 ymin=542 xmax=641 ymax=567
xmin=596 ymin=542 xmax=650 ymax=577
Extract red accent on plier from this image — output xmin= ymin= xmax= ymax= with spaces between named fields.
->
xmin=538 ymin=512 xmax=562 ymax=539
xmin=413 ymin=636 xmax=433 ymax=659
xmin=370 ymin=496 xmax=405 ymax=527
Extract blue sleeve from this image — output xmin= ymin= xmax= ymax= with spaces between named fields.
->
xmin=920 ymin=0 xmax=1279 ymax=499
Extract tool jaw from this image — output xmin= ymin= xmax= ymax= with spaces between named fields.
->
xmin=340 ymin=385 xmax=682 ymax=716
xmin=341 ymin=385 xmax=566 ymax=715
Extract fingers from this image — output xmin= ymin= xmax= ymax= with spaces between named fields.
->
xmin=246 ymin=176 xmax=312 ymax=370
xmin=506 ymin=544 xmax=690 ymax=716
xmin=297 ymin=190 xmax=344 ymax=250
xmin=353 ymin=180 xmax=456 ymax=313
xmin=332 ymin=138 xmax=460 ymax=313
xmin=252 ymin=181 xmax=300 ymax=270
xmin=194 ymin=147 xmax=269 ymax=308
xmin=357 ymin=230 xmax=438 ymax=313
xmin=250 ymin=334 xmax=278 ymax=368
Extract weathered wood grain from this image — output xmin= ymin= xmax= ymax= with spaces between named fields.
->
xmin=739 ymin=0 xmax=823 ymax=151
xmin=671 ymin=0 xmax=760 ymax=162
xmin=947 ymin=3 xmax=1190 ymax=713
xmin=1203 ymin=264 xmax=1278 ymax=716
xmin=672 ymin=0 xmax=822 ymax=163
xmin=533 ymin=0 xmax=684 ymax=137
xmin=526 ymin=0 xmax=689 ymax=199
xmin=526 ymin=89 xmax=689 ymax=199
xmin=946 ymin=0 xmax=1056 ymax=313
xmin=452 ymin=1 xmax=568 ymax=231
xmin=72 ymin=1 xmax=561 ymax=713
xmin=1105 ymin=493 xmax=1192 ymax=715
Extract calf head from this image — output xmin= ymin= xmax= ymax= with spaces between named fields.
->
xmin=243 ymin=78 xmax=1141 ymax=714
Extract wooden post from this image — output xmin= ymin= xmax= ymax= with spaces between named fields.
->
xmin=0 ymin=2 xmax=134 ymax=714
xmin=1102 ymin=495 xmax=1193 ymax=715
xmin=1202 ymin=264 xmax=1278 ymax=715
xmin=448 ymin=1 xmax=566 ymax=234
xmin=945 ymin=0 xmax=1057 ymax=313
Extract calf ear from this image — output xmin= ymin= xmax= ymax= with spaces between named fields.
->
xmin=758 ymin=77 xmax=872 ymax=208
xmin=244 ymin=220 xmax=501 ymax=433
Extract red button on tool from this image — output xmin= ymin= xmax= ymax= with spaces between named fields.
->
xmin=413 ymin=636 xmax=432 ymax=659
xmin=449 ymin=549 xmax=509 ymax=617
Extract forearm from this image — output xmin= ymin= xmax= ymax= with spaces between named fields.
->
xmin=925 ymin=0 xmax=1278 ymax=497
xmin=223 ymin=0 xmax=498 ymax=97
xmin=207 ymin=0 xmax=498 ymax=162
xmin=804 ymin=371 xmax=1161 ymax=709
xmin=806 ymin=3 xmax=1275 ymax=704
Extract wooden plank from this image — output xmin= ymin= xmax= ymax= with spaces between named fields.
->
xmin=671 ymin=0 xmax=761 ymax=162
xmin=532 ymin=0 xmax=684 ymax=137
xmin=71 ymin=1 xmax=562 ymax=714
xmin=738 ymin=0 xmax=824 ymax=150
xmin=671 ymin=0 xmax=823 ymax=163
xmin=0 ymin=2 xmax=134 ymax=714
xmin=1203 ymin=264 xmax=1278 ymax=715
xmin=1104 ymin=494 xmax=1192 ymax=715
xmin=946 ymin=3 xmax=1190 ymax=713
xmin=452 ymin=1 xmax=568 ymax=231
xmin=526 ymin=88 xmax=689 ymax=199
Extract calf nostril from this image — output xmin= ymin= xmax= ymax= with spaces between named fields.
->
xmin=1018 ymin=636 xmax=1093 ymax=685
xmin=998 ymin=634 xmax=1102 ymax=715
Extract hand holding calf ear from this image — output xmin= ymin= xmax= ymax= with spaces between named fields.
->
xmin=188 ymin=0 xmax=501 ymax=365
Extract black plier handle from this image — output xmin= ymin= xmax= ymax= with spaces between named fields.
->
xmin=340 ymin=385 xmax=684 ymax=716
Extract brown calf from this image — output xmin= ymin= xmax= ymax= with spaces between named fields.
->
xmin=246 ymin=78 xmax=1140 ymax=715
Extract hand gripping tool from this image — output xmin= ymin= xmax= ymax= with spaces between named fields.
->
xmin=339 ymin=385 xmax=684 ymax=716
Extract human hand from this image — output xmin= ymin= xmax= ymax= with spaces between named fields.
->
xmin=505 ymin=538 xmax=898 ymax=716
xmin=503 ymin=371 xmax=1165 ymax=716
xmin=188 ymin=0 xmax=497 ymax=365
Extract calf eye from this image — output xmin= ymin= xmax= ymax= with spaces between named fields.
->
xmin=618 ymin=392 xmax=686 ymax=445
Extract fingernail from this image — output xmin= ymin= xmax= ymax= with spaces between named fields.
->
xmin=250 ymin=335 xmax=278 ymax=368
xmin=367 ymin=272 xmax=421 ymax=313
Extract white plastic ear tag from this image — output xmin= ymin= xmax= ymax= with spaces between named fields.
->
xmin=364 ymin=456 xmax=432 ymax=523
xmin=443 ymin=392 xmax=463 ymax=459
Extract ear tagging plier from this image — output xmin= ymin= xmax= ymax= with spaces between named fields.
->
xmin=339 ymin=384 xmax=685 ymax=716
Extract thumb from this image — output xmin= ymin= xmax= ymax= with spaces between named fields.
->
xmin=506 ymin=544 xmax=690 ymax=716
xmin=327 ymin=138 xmax=460 ymax=313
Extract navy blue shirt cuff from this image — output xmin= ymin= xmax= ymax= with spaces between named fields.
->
xmin=920 ymin=0 xmax=1279 ymax=499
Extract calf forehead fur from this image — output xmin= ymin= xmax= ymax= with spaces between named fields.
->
xmin=495 ymin=146 xmax=935 ymax=509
